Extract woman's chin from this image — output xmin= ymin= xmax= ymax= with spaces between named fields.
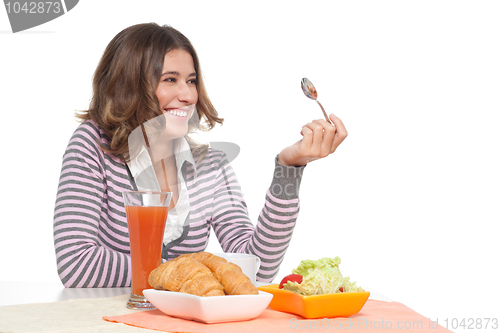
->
xmin=160 ymin=127 xmax=189 ymax=141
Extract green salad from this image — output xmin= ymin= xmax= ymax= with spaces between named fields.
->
xmin=282 ymin=257 xmax=364 ymax=296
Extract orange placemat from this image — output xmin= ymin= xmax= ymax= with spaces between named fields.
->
xmin=103 ymin=300 xmax=452 ymax=333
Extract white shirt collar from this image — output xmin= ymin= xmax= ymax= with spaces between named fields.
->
xmin=173 ymin=137 xmax=197 ymax=180
xmin=127 ymin=136 xmax=197 ymax=182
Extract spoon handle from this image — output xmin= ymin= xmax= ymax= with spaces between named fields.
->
xmin=316 ymin=100 xmax=333 ymax=125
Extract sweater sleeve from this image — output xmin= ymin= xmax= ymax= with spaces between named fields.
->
xmin=210 ymin=154 xmax=305 ymax=282
xmin=53 ymin=124 xmax=131 ymax=288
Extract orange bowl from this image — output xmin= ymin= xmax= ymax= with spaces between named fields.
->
xmin=257 ymin=284 xmax=370 ymax=319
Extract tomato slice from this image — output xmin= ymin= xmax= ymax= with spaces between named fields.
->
xmin=279 ymin=274 xmax=303 ymax=288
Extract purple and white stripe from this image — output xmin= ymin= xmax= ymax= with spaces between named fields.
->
xmin=54 ymin=120 xmax=304 ymax=287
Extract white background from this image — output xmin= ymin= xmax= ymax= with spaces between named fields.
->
xmin=1 ymin=1 xmax=499 ymax=331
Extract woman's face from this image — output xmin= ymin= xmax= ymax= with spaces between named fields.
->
xmin=156 ymin=49 xmax=198 ymax=140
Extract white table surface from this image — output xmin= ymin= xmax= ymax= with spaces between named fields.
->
xmin=0 ymin=281 xmax=392 ymax=307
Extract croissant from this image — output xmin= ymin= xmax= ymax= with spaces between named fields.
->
xmin=148 ymin=257 xmax=224 ymax=297
xmin=176 ymin=251 xmax=226 ymax=265
xmin=177 ymin=252 xmax=259 ymax=295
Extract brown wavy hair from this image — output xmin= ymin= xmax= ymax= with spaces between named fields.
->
xmin=77 ymin=23 xmax=223 ymax=162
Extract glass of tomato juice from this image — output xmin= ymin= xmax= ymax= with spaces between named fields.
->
xmin=122 ymin=191 xmax=172 ymax=309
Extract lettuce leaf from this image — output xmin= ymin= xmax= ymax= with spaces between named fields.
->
xmin=282 ymin=257 xmax=363 ymax=295
xmin=342 ymin=276 xmax=364 ymax=292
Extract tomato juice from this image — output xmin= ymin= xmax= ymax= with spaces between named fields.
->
xmin=126 ymin=205 xmax=168 ymax=296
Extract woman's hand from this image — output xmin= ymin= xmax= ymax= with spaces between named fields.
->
xmin=278 ymin=114 xmax=347 ymax=167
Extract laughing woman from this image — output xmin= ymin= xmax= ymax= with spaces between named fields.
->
xmin=53 ymin=23 xmax=347 ymax=288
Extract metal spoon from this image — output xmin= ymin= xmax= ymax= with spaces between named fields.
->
xmin=301 ymin=78 xmax=333 ymax=124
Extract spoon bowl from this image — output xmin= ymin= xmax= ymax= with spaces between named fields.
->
xmin=301 ymin=78 xmax=318 ymax=100
xmin=301 ymin=78 xmax=332 ymax=124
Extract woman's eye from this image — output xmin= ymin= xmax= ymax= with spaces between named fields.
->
xmin=163 ymin=77 xmax=175 ymax=82
xmin=188 ymin=79 xmax=197 ymax=85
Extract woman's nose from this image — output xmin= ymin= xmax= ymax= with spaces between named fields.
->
xmin=177 ymin=82 xmax=196 ymax=103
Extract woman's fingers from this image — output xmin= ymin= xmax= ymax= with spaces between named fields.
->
xmin=288 ymin=115 xmax=347 ymax=166
xmin=299 ymin=122 xmax=318 ymax=156
xmin=301 ymin=119 xmax=336 ymax=156
xmin=300 ymin=125 xmax=314 ymax=146
xmin=311 ymin=119 xmax=336 ymax=157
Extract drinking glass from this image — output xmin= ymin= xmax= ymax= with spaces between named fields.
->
xmin=123 ymin=191 xmax=172 ymax=309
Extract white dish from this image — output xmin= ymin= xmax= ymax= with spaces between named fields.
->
xmin=143 ymin=289 xmax=273 ymax=324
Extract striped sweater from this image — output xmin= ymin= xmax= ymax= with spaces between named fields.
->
xmin=53 ymin=120 xmax=305 ymax=288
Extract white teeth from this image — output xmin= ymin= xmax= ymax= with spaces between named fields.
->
xmin=166 ymin=110 xmax=187 ymax=117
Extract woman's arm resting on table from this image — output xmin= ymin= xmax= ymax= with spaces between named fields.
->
xmin=53 ymin=123 xmax=131 ymax=288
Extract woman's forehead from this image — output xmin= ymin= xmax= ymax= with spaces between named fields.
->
xmin=161 ymin=49 xmax=196 ymax=72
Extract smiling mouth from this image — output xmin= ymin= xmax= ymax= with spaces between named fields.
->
xmin=164 ymin=107 xmax=189 ymax=117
